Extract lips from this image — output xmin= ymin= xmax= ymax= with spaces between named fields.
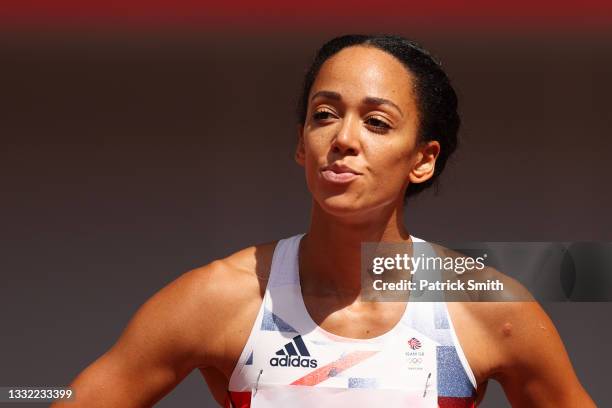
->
xmin=320 ymin=163 xmax=362 ymax=184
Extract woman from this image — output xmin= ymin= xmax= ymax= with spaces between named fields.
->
xmin=52 ymin=34 xmax=594 ymax=407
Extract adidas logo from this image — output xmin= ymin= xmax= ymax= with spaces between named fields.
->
xmin=269 ymin=335 xmax=318 ymax=368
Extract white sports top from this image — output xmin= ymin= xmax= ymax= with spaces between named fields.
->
xmin=225 ymin=234 xmax=477 ymax=408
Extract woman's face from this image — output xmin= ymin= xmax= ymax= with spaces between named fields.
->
xmin=296 ymin=45 xmax=439 ymax=218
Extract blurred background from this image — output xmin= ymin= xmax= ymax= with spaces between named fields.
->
xmin=1 ymin=1 xmax=611 ymax=406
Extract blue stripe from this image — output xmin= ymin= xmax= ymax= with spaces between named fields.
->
xmin=437 ymin=346 xmax=474 ymax=397
xmin=434 ymin=303 xmax=450 ymax=329
xmin=260 ymin=308 xmax=298 ymax=333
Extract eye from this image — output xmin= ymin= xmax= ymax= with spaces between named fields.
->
xmin=365 ymin=116 xmax=391 ymax=132
xmin=312 ymin=109 xmax=335 ymax=121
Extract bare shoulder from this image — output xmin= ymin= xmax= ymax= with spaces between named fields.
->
xmin=446 ymin=265 xmax=544 ymax=354
xmin=105 ymin=239 xmax=278 ymax=371
xmin=51 ymin=241 xmax=279 ymax=408
xmin=445 ymin=281 xmax=530 ymax=390
xmin=188 ymin=240 xmax=277 ymax=308
xmin=171 ymin=240 xmax=278 ymax=367
xmin=418 ymin=241 xmax=590 ymax=403
xmin=446 ymin=265 xmax=549 ymax=375
xmin=447 ymin=273 xmax=594 ymax=406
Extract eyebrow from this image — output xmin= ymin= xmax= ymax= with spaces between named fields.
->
xmin=310 ymin=90 xmax=404 ymax=117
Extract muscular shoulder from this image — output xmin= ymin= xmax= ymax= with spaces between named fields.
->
xmin=50 ymin=242 xmax=279 ymax=408
xmin=118 ymin=241 xmax=277 ymax=373
xmin=448 ymin=274 xmax=566 ymax=382
xmin=181 ymin=241 xmax=277 ymax=357
xmin=443 ymin=262 xmax=547 ymax=380
xmin=190 ymin=241 xmax=276 ymax=309
xmin=432 ymin=244 xmax=594 ymax=404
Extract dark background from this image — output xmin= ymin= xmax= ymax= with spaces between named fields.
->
xmin=1 ymin=5 xmax=611 ymax=406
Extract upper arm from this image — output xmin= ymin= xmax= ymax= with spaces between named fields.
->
xmin=51 ymin=263 xmax=230 ymax=408
xmin=494 ymin=301 xmax=594 ymax=407
xmin=435 ymin=244 xmax=595 ymax=406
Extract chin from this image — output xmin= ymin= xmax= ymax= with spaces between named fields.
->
xmin=314 ymin=189 xmax=400 ymax=220
xmin=316 ymin=194 xmax=371 ymax=217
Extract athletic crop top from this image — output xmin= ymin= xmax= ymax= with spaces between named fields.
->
xmin=225 ymin=234 xmax=477 ymax=407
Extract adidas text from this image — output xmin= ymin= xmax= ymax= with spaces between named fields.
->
xmin=269 ymin=355 xmax=318 ymax=368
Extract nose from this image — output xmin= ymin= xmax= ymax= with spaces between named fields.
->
xmin=331 ymin=114 xmax=361 ymax=156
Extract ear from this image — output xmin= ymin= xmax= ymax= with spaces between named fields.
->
xmin=295 ymin=124 xmax=306 ymax=166
xmin=408 ymin=141 xmax=440 ymax=185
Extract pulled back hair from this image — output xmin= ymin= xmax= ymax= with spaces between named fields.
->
xmin=297 ymin=34 xmax=460 ymax=199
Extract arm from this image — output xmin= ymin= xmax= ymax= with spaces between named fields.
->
xmin=51 ymin=263 xmax=228 ymax=408
xmin=493 ymin=301 xmax=595 ymax=407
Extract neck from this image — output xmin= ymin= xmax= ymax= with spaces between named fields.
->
xmin=299 ymin=198 xmax=412 ymax=298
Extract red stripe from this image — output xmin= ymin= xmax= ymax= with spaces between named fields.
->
xmin=438 ymin=396 xmax=476 ymax=408
xmin=291 ymin=350 xmax=378 ymax=387
xmin=226 ymin=391 xmax=476 ymax=407
xmin=226 ymin=391 xmax=252 ymax=408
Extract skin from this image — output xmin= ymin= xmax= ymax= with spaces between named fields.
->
xmin=52 ymin=46 xmax=595 ymax=407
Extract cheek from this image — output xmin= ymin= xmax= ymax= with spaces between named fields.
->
xmin=303 ymin=137 xmax=322 ymax=169
xmin=363 ymin=141 xmax=417 ymax=200
xmin=366 ymin=139 xmax=415 ymax=178
xmin=302 ymin=127 xmax=332 ymax=164
xmin=302 ymin=136 xmax=325 ymax=188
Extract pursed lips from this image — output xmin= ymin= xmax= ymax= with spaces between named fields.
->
xmin=320 ymin=163 xmax=362 ymax=184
